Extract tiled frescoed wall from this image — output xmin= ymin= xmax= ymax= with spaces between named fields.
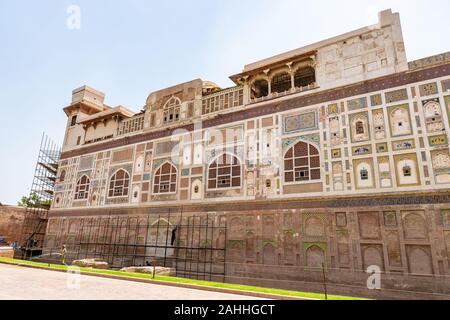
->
xmin=52 ymin=72 xmax=450 ymax=210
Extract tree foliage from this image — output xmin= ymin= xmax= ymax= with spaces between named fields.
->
xmin=18 ymin=192 xmax=51 ymax=208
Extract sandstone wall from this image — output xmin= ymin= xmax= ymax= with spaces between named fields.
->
xmin=44 ymin=197 xmax=450 ymax=299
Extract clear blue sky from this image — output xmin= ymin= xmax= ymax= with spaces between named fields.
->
xmin=1 ymin=0 xmax=449 ymax=205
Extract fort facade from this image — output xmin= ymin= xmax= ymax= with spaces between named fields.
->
xmin=44 ymin=10 xmax=450 ymax=298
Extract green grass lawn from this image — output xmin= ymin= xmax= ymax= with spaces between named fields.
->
xmin=0 ymin=257 xmax=366 ymax=300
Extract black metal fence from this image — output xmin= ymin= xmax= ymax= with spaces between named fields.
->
xmin=64 ymin=211 xmax=227 ymax=282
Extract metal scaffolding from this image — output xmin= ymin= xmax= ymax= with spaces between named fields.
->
xmin=18 ymin=133 xmax=61 ymax=260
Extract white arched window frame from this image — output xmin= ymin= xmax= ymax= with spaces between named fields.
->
xmin=163 ymin=97 xmax=181 ymax=124
xmin=74 ymin=175 xmax=90 ymax=200
xmin=108 ymin=169 xmax=130 ymax=198
xmin=153 ymin=162 xmax=178 ymax=194
xmin=207 ymin=153 xmax=242 ymax=190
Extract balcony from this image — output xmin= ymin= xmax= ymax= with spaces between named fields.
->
xmin=117 ymin=113 xmax=145 ymax=136
xmin=249 ymin=83 xmax=318 ymax=104
xmin=202 ymin=86 xmax=244 ymax=115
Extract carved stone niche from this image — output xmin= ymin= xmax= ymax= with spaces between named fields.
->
xmin=358 ymin=212 xmax=381 ymax=240
xmin=402 ymin=211 xmax=428 ymax=241
xmin=361 ymin=244 xmax=384 ymax=271
xmin=406 ymin=245 xmax=434 ymax=275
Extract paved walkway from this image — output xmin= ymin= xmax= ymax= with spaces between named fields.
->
xmin=0 ymin=264 xmax=265 ymax=300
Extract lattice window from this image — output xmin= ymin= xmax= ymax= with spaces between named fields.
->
xmin=117 ymin=114 xmax=145 ymax=136
xmin=284 ymin=141 xmax=320 ymax=183
xmin=208 ymin=154 xmax=241 ymax=189
xmin=108 ymin=169 xmax=130 ymax=197
xmin=271 ymin=72 xmax=291 ymax=94
xmin=202 ymin=88 xmax=244 ymax=114
xmin=163 ymin=97 xmax=181 ymax=124
xmin=153 ymin=162 xmax=177 ymax=194
xmin=74 ymin=175 xmax=90 ymax=200
xmin=294 ymin=67 xmax=315 ymax=88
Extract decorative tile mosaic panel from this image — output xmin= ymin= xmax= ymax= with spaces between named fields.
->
xmin=370 ymin=94 xmax=383 ymax=107
xmin=336 ymin=213 xmax=347 ymax=228
xmin=384 ymin=212 xmax=397 ymax=227
xmin=332 ymin=149 xmax=341 ymax=159
xmin=385 ymin=89 xmax=408 ymax=103
xmin=283 ymin=111 xmax=318 ymax=134
xmin=376 ymin=143 xmax=388 ymax=153
xmin=392 ymin=139 xmax=416 ymax=151
xmin=442 ymin=79 xmax=450 ymax=92
xmin=155 ymin=140 xmax=179 ymax=155
xmin=347 ymin=97 xmax=368 ymax=111
xmin=79 ymin=156 xmax=94 ymax=170
xmin=352 ymin=145 xmax=372 ymax=156
xmin=419 ymin=82 xmax=438 ymax=97
xmin=429 ymin=135 xmax=448 ymax=146
xmin=328 ymin=103 xmax=339 ymax=114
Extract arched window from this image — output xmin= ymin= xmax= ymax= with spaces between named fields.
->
xmin=153 ymin=162 xmax=177 ymax=194
xmin=271 ymin=72 xmax=291 ymax=94
xmin=294 ymin=67 xmax=315 ymax=88
xmin=74 ymin=175 xmax=90 ymax=200
xmin=251 ymin=79 xmax=269 ymax=99
xmin=208 ymin=154 xmax=241 ymax=189
xmin=60 ymin=169 xmax=66 ymax=182
xmin=284 ymin=141 xmax=320 ymax=183
xmin=108 ymin=169 xmax=130 ymax=197
xmin=163 ymin=97 xmax=181 ymax=124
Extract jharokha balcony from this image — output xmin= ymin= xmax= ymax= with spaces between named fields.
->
xmin=249 ymin=82 xmax=319 ymax=104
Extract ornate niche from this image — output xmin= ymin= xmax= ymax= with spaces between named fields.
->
xmin=349 ymin=112 xmax=370 ymax=143
xmin=329 ymin=116 xmax=341 ymax=146
xmin=361 ymin=245 xmax=385 ymax=271
xmin=394 ymin=154 xmax=420 ymax=187
xmin=372 ymin=109 xmax=386 ymax=140
xmin=406 ymin=245 xmax=434 ymax=275
xmin=134 ymin=154 xmax=144 ymax=174
xmin=302 ymin=213 xmax=327 ymax=241
xmin=378 ymin=157 xmax=392 ymax=188
xmin=358 ymin=212 xmax=381 ymax=240
xmin=388 ymin=104 xmax=412 ymax=137
xmin=423 ymin=99 xmax=444 ymax=133
xmin=402 ymin=211 xmax=428 ymax=241
xmin=191 ymin=178 xmax=202 ymax=200
xmin=304 ymin=244 xmax=326 ymax=269
xmin=353 ymin=159 xmax=375 ymax=189
xmin=332 ymin=161 xmax=344 ymax=191
xmin=431 ymin=150 xmax=450 ymax=184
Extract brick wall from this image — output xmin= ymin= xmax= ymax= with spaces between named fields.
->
xmin=0 ymin=205 xmax=26 ymax=244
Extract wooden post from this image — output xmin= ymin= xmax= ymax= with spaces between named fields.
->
xmin=322 ymin=263 xmax=328 ymax=301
